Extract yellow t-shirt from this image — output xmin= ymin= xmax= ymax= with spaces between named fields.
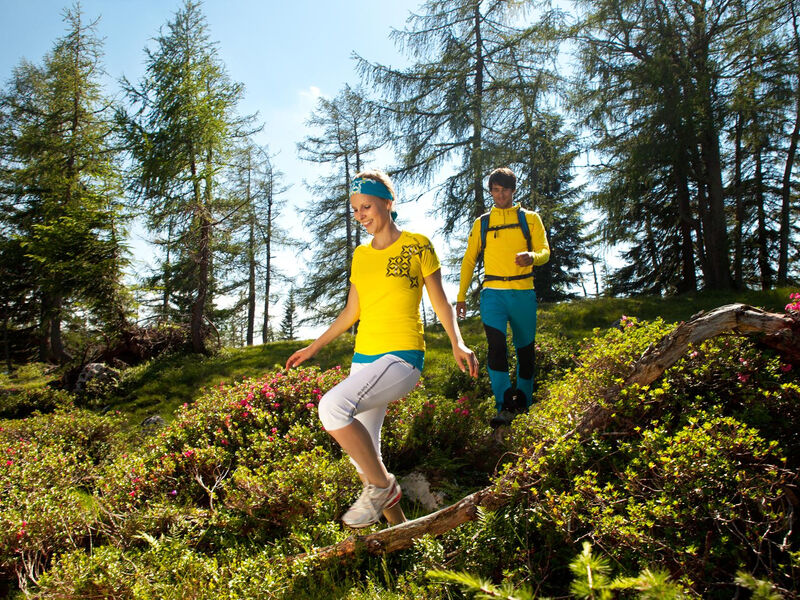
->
xmin=457 ymin=205 xmax=550 ymax=302
xmin=350 ymin=231 xmax=440 ymax=356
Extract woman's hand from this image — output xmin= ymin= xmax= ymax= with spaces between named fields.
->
xmin=285 ymin=345 xmax=315 ymax=369
xmin=284 ymin=286 xmax=360 ymax=371
xmin=424 ymin=269 xmax=479 ymax=378
xmin=453 ymin=341 xmax=479 ymax=378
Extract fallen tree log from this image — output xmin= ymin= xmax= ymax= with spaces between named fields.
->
xmin=296 ymin=303 xmax=800 ymax=562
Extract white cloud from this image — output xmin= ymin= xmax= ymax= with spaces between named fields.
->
xmin=299 ymin=85 xmax=322 ymax=101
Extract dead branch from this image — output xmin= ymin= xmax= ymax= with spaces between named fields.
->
xmin=294 ymin=303 xmax=799 ymax=563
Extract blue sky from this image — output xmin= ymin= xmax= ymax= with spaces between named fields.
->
xmin=1 ymin=0 xmax=461 ymax=337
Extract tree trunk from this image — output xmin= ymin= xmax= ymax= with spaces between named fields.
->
xmin=294 ymin=304 xmax=800 ymax=562
xmin=262 ymin=174 xmax=274 ymax=345
xmin=191 ymin=211 xmax=210 ymax=354
xmin=247 ymin=211 xmax=256 ymax=346
xmin=190 ymin=149 xmax=211 ymax=355
xmin=692 ymin=22 xmax=732 ymax=290
xmin=163 ymin=219 xmax=174 ymax=317
xmin=779 ymin=98 xmax=799 ymax=286
xmin=693 ymin=175 xmax=710 ymax=285
xmin=754 ymin=146 xmax=772 ymax=290
xmin=3 ymin=304 xmax=11 ymax=372
xmin=38 ymin=293 xmax=71 ymax=363
xmin=38 ymin=302 xmax=52 ymax=363
xmin=699 ymin=126 xmax=732 ymax=290
xmin=732 ymin=113 xmax=744 ymax=289
xmin=673 ymin=155 xmax=697 ymax=293
xmin=779 ymin=2 xmax=800 ymax=285
xmin=246 ymin=152 xmax=256 ymax=346
xmin=48 ymin=294 xmax=71 ymax=364
xmin=471 ymin=5 xmax=485 ymax=221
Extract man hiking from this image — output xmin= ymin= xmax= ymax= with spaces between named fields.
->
xmin=456 ymin=167 xmax=550 ymax=427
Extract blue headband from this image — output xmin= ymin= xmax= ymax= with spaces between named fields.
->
xmin=350 ymin=177 xmax=393 ymax=200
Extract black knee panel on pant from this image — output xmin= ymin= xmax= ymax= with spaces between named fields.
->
xmin=516 ymin=341 xmax=536 ymax=380
xmin=484 ymin=325 xmax=508 ymax=372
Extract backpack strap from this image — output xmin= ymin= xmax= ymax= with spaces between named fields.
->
xmin=516 ymin=207 xmax=532 ymax=252
xmin=481 ymin=207 xmax=531 ymax=251
xmin=478 ymin=211 xmax=491 ymax=264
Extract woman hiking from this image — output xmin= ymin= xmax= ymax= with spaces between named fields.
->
xmin=286 ymin=169 xmax=478 ymax=528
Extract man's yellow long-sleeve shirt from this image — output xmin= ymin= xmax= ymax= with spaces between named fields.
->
xmin=457 ymin=205 xmax=550 ymax=303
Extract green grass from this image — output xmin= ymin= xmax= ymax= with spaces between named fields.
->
xmin=535 ymin=287 xmax=795 ymax=340
xmin=0 ymin=362 xmax=58 ymax=391
xmin=105 ymin=335 xmax=360 ymax=425
xmin=2 ymin=288 xmax=796 ymax=426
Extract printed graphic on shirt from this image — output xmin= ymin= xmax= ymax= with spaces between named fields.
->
xmin=386 ymin=242 xmax=434 ymax=288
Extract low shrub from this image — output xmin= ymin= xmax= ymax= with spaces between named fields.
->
xmin=0 ymin=408 xmax=125 ymax=589
xmin=0 ymin=387 xmax=75 ymax=419
xmin=8 ymin=296 xmax=800 ymax=599
xmin=95 ymin=366 xmax=352 ymax=541
xmin=381 ymin=380 xmax=497 ymax=475
xmin=459 ymin=316 xmax=800 ymax=598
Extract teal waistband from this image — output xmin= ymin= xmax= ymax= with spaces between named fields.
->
xmin=352 ymin=350 xmax=424 ymax=372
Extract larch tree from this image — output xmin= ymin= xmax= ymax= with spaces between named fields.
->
xmin=356 ymin=0 xmax=568 ymax=238
xmin=776 ymin=0 xmax=800 ymax=286
xmin=572 ymin=0 xmax=795 ymax=293
xmin=227 ymin=142 xmax=289 ymax=346
xmin=486 ymin=14 xmax=587 ymax=301
xmin=120 ymin=0 xmax=252 ymax=353
xmin=296 ymin=85 xmax=381 ymax=325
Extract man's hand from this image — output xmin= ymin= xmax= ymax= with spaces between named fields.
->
xmin=515 ymin=252 xmax=534 ymax=267
xmin=456 ymin=301 xmax=467 ymax=319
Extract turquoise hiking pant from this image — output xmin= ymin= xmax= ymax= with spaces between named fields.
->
xmin=479 ymin=288 xmax=537 ymax=411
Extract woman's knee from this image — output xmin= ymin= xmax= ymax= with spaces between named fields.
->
xmin=318 ymin=391 xmax=354 ymax=431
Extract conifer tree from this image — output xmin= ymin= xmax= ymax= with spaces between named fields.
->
xmin=226 ymin=142 xmax=289 ymax=345
xmin=573 ymin=0 xmax=796 ymax=292
xmin=120 ymin=0 xmax=251 ymax=353
xmin=280 ymin=288 xmax=297 ymax=341
xmin=0 ymin=5 xmax=128 ymax=363
xmin=489 ymin=24 xmax=587 ymax=301
xmin=356 ymin=0 xmax=567 ymax=238
xmin=297 ymin=86 xmax=380 ymax=324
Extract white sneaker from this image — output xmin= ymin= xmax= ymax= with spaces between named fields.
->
xmin=341 ymin=474 xmax=402 ymax=529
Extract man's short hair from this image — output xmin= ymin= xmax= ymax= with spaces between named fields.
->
xmin=488 ymin=167 xmax=516 ymax=191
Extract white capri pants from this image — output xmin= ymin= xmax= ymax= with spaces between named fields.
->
xmin=318 ymin=354 xmax=421 ymax=474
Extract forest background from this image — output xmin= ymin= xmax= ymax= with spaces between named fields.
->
xmin=3 ymin=0 xmax=797 ymax=364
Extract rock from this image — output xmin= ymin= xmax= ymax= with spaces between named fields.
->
xmin=141 ymin=414 xmax=166 ymax=429
xmin=398 ymin=472 xmax=447 ymax=512
xmin=73 ymin=362 xmax=120 ymax=393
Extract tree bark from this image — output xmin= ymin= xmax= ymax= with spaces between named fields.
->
xmin=261 ymin=177 xmax=273 ymax=344
xmin=673 ymin=156 xmax=697 ymax=294
xmin=732 ymin=113 xmax=744 ymax=289
xmin=246 ymin=151 xmax=256 ymax=347
xmin=779 ymin=1 xmax=800 ymax=285
xmin=295 ymin=303 xmax=799 ymax=562
xmin=754 ymin=147 xmax=772 ymax=290
xmin=471 ymin=5 xmax=485 ymax=221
